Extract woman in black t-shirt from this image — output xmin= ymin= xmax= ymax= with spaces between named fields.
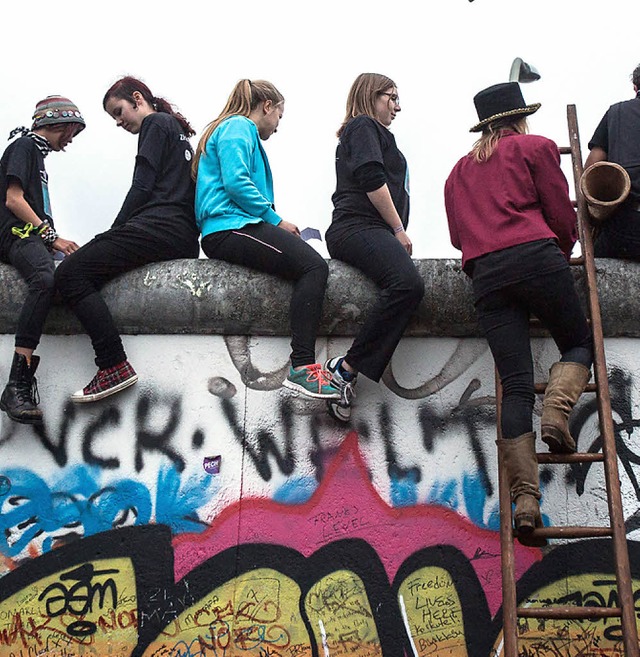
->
xmin=55 ymin=76 xmax=200 ymax=403
xmin=0 ymin=96 xmax=85 ymax=425
xmin=324 ymin=73 xmax=424 ymax=422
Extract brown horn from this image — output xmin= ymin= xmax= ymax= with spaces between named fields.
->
xmin=579 ymin=161 xmax=631 ymax=222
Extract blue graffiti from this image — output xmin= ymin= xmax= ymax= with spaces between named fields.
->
xmin=273 ymin=476 xmax=318 ymax=504
xmin=427 ymin=473 xmax=501 ymax=531
xmin=0 ymin=465 xmax=217 ymax=557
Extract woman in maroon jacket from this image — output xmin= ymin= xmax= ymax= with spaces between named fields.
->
xmin=445 ymin=82 xmax=593 ymax=536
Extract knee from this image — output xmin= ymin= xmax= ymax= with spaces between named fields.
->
xmin=26 ymin=264 xmax=55 ymax=294
xmin=395 ymin=269 xmax=425 ymax=305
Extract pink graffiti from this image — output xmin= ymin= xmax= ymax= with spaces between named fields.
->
xmin=173 ymin=433 xmax=540 ymax=615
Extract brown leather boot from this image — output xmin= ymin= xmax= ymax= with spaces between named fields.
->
xmin=541 ymin=362 xmax=590 ymax=453
xmin=497 ymin=432 xmax=542 ymax=534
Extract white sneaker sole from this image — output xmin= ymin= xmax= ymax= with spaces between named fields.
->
xmin=283 ymin=378 xmax=340 ymax=400
xmin=71 ymin=374 xmax=138 ymax=403
xmin=326 ymin=399 xmax=351 ymax=423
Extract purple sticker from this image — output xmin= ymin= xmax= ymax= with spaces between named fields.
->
xmin=203 ymin=455 xmax=221 ymax=475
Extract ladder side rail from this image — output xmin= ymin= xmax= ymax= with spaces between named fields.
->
xmin=566 ymin=104 xmax=639 ymax=657
xmin=495 ymin=372 xmax=519 ymax=657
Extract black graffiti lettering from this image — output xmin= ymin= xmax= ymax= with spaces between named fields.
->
xmin=37 ymin=562 xmax=119 ymax=637
xmin=82 ymin=406 xmax=121 ymax=469
xmin=135 ymin=395 xmax=185 ymax=473
xmin=32 ymin=400 xmax=76 ymax=466
xmin=221 ymin=398 xmax=294 ymax=481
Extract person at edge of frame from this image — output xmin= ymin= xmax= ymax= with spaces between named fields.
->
xmin=584 ymin=62 xmax=640 ymax=259
xmin=0 ymin=96 xmax=85 ymax=424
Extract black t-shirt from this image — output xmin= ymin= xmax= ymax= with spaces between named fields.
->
xmin=0 ymin=137 xmax=50 ymax=261
xmin=588 ymin=97 xmax=640 ymax=201
xmin=327 ymin=115 xmax=409 ymax=245
xmin=114 ymin=112 xmax=199 ymax=253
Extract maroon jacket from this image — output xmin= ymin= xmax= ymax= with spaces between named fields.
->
xmin=445 ymin=132 xmax=577 ymax=272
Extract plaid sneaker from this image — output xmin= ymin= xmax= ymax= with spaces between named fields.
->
xmin=283 ymin=364 xmax=340 ymax=400
xmin=71 ymin=360 xmax=138 ymax=403
xmin=325 ymin=356 xmax=357 ymax=422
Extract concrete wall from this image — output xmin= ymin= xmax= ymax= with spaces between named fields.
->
xmin=1 ymin=258 xmax=639 ymax=657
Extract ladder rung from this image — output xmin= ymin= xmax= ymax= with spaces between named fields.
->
xmin=515 ymin=526 xmax=612 ymax=539
xmin=559 ymin=146 xmax=572 ymax=155
xmin=537 ymin=452 xmax=604 ymax=464
xmin=517 ymin=606 xmax=622 ymax=620
xmin=569 ymin=255 xmax=584 ymax=266
xmin=534 ymin=382 xmax=597 ymax=394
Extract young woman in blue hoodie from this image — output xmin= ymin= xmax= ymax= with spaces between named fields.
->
xmin=193 ymin=79 xmax=338 ymax=401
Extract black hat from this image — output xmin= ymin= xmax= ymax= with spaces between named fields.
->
xmin=469 ymin=82 xmax=540 ymax=133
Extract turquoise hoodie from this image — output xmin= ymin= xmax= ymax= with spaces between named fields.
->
xmin=195 ymin=115 xmax=282 ymax=237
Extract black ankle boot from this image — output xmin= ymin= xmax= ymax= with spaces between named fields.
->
xmin=0 ymin=353 xmax=43 ymax=425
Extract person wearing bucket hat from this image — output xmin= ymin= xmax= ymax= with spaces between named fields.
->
xmin=0 ymin=95 xmax=85 ymax=425
xmin=54 ymin=76 xmax=200 ymax=403
xmin=584 ymin=63 xmax=640 ymax=259
xmin=445 ymin=81 xmax=593 ymax=539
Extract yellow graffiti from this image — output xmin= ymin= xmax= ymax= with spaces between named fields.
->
xmin=305 ymin=570 xmax=382 ymax=657
xmin=397 ymin=566 xmax=467 ymax=657
xmin=143 ymin=568 xmax=310 ymax=657
xmin=493 ymin=573 xmax=640 ymax=657
xmin=0 ymin=557 xmax=137 ymax=657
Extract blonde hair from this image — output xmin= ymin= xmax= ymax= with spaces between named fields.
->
xmin=192 ymin=79 xmax=284 ymax=178
xmin=470 ymin=116 xmax=528 ymax=162
xmin=337 ymin=73 xmax=396 ymax=138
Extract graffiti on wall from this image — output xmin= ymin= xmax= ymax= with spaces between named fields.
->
xmin=2 ymin=335 xmax=640 ymax=656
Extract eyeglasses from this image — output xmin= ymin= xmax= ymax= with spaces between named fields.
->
xmin=380 ymin=92 xmax=400 ymax=105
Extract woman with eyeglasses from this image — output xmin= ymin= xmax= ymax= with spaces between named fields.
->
xmin=324 ymin=72 xmax=424 ymax=422
xmin=193 ymin=79 xmax=338 ymax=401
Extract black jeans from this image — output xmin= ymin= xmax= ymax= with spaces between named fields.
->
xmin=8 ymin=237 xmax=56 ymax=350
xmin=474 ymin=269 xmax=593 ymax=439
xmin=55 ymin=224 xmax=198 ymax=369
xmin=201 ymin=223 xmax=329 ymax=368
xmin=327 ymin=226 xmax=424 ymax=382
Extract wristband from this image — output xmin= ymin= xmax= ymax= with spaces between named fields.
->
xmin=38 ymin=221 xmax=59 ymax=248
xmin=393 ymin=225 xmax=404 ymax=234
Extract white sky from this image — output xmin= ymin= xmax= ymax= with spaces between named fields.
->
xmin=1 ymin=0 xmax=638 ymax=258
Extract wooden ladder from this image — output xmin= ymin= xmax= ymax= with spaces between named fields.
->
xmin=496 ymin=104 xmax=640 ymax=657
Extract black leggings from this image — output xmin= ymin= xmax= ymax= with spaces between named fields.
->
xmin=201 ymin=222 xmax=328 ymax=368
xmin=327 ymin=226 xmax=424 ymax=382
xmin=475 ymin=268 xmax=593 ymax=439
xmin=55 ymin=224 xmax=198 ymax=369
xmin=8 ymin=237 xmax=55 ymax=350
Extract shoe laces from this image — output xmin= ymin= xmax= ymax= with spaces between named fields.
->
xmin=305 ymin=363 xmax=333 ymax=387
xmin=16 ymin=375 xmax=40 ymax=405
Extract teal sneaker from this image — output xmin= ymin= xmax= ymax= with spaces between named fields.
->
xmin=283 ymin=364 xmax=341 ymax=400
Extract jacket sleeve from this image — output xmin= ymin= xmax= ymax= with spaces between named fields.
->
xmin=531 ymin=139 xmax=577 ymax=259
xmin=444 ymin=174 xmax=461 ymax=251
xmin=216 ymin=120 xmax=282 ymax=225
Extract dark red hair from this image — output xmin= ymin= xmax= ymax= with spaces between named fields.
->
xmin=103 ymin=76 xmax=195 ymax=137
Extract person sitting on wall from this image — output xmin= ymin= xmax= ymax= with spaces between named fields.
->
xmin=323 ymin=73 xmax=425 ymax=423
xmin=584 ymin=63 xmax=640 ymax=259
xmin=192 ymin=79 xmax=339 ymax=402
xmin=55 ymin=76 xmax=200 ymax=402
xmin=0 ymin=96 xmax=85 ymax=424
xmin=444 ymin=82 xmax=593 ymax=537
